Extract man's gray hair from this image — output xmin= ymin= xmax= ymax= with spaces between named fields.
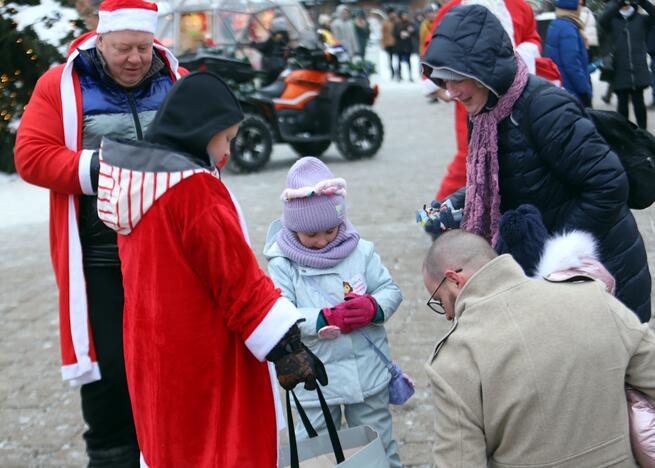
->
xmin=423 ymin=230 xmax=498 ymax=280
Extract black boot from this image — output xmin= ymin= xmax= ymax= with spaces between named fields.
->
xmin=87 ymin=445 xmax=140 ymax=468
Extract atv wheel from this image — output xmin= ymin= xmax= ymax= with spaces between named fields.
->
xmin=231 ymin=113 xmax=273 ymax=172
xmin=290 ymin=140 xmax=331 ymax=157
xmin=336 ymin=104 xmax=384 ymax=160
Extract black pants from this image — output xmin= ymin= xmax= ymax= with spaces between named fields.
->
xmin=616 ymin=88 xmax=647 ymax=129
xmin=396 ymin=52 xmax=412 ymax=80
xmin=385 ymin=47 xmax=396 ymax=78
xmin=80 ymin=266 xmax=139 ymax=467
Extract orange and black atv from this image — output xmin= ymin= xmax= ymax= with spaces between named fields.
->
xmin=179 ymin=37 xmax=384 ymax=172
xmin=232 ymin=38 xmax=383 ymax=171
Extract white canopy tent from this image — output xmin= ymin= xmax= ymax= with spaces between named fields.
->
xmin=155 ymin=0 xmax=314 ymax=68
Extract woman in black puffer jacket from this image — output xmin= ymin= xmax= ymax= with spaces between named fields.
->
xmin=422 ymin=4 xmax=651 ymax=321
xmin=599 ymin=0 xmax=655 ymax=128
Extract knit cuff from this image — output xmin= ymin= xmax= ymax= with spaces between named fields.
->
xmin=316 ymin=311 xmax=328 ymax=331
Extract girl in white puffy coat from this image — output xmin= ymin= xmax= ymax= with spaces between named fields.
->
xmin=263 ymin=157 xmax=403 ymax=468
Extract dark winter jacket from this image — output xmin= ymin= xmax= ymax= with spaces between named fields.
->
xmin=599 ymin=0 xmax=655 ymax=91
xmin=394 ymin=20 xmax=416 ymax=55
xmin=250 ymin=32 xmax=289 ymax=84
xmin=424 ymin=4 xmax=651 ymax=320
xmin=545 ymin=17 xmax=592 ymax=103
xmin=647 ymin=24 xmax=655 ymax=54
xmin=74 ymin=47 xmax=174 ymax=268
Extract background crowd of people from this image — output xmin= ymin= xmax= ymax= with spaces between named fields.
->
xmin=318 ymin=4 xmax=439 ymax=81
xmin=315 ymin=0 xmax=655 ymax=126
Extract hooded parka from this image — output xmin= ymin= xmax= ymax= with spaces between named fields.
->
xmin=423 ymin=5 xmax=651 ymax=321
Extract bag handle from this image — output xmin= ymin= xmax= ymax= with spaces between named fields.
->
xmin=286 ymin=385 xmax=345 ymax=468
xmin=290 ymin=390 xmax=318 ymax=438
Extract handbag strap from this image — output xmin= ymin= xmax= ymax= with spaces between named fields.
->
xmin=286 ymin=386 xmax=345 ymax=468
xmin=359 ymin=330 xmax=394 ymax=371
xmin=303 ymin=275 xmax=341 ymax=307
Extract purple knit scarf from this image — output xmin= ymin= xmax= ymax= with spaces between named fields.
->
xmin=277 ymin=219 xmax=360 ymax=269
xmin=461 ymin=55 xmax=529 ymax=245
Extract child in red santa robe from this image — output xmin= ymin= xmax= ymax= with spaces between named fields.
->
xmin=97 ymin=71 xmax=327 ymax=467
xmin=422 ymin=0 xmax=560 ymax=200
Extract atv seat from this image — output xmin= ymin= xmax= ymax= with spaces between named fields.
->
xmin=256 ymin=79 xmax=286 ymax=99
xmin=178 ymin=52 xmax=257 ymax=84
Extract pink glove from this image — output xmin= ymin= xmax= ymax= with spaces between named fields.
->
xmin=322 ymin=294 xmax=377 ymax=334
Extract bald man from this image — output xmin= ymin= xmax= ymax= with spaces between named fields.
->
xmin=422 ymin=230 xmax=655 ymax=467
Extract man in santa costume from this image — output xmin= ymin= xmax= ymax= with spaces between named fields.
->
xmin=97 ymin=71 xmax=327 ymax=467
xmin=422 ymin=0 xmax=559 ymax=200
xmin=15 ymin=0 xmax=185 ymax=464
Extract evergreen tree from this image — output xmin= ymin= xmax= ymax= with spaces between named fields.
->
xmin=0 ymin=0 xmax=84 ymax=173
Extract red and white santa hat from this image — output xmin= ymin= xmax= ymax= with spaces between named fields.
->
xmin=96 ymin=0 xmax=158 ymax=35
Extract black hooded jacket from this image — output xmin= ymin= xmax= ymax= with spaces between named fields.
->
xmin=144 ymin=71 xmax=244 ymax=167
xmin=423 ymin=5 xmax=651 ymax=321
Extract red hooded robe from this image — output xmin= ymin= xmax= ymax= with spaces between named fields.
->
xmin=97 ymin=138 xmax=302 ymax=467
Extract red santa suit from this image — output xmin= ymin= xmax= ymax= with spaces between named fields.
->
xmin=14 ymin=32 xmax=183 ymax=385
xmin=422 ymin=0 xmax=545 ymax=200
xmin=96 ymin=137 xmax=302 ymax=467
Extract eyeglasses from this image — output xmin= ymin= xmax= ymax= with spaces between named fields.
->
xmin=426 ymin=268 xmax=462 ymax=315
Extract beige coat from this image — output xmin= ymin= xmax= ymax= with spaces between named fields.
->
xmin=425 ymin=255 xmax=655 ymax=468
xmin=381 ymin=19 xmax=396 ymax=48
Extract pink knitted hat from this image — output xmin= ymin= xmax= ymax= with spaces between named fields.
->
xmin=281 ymin=157 xmax=347 ymax=233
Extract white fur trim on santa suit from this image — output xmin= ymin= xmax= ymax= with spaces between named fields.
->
xmin=268 ymin=362 xmax=286 ymax=431
xmin=516 ymin=41 xmax=539 ymax=75
xmin=245 ymin=297 xmax=303 ymax=361
xmin=58 ymin=33 xmax=180 ymax=386
xmin=463 ymin=0 xmax=515 ymax=46
xmin=78 ymin=149 xmax=96 ymax=195
xmin=227 ymin=187 xmax=252 ymax=245
xmin=535 ymin=230 xmax=598 ymax=279
xmin=97 ymin=8 xmax=158 ymax=35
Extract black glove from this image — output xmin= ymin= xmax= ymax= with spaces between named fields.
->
xmin=267 ymin=324 xmax=328 ymax=390
xmin=90 ymin=150 xmax=100 ymax=193
xmin=443 ymin=187 xmax=466 ymax=210
xmin=423 ymin=188 xmax=466 ymax=238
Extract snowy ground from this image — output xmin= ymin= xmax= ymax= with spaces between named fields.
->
xmin=0 ymin=175 xmax=49 ymax=229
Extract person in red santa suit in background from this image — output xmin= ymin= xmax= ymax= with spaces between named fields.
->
xmin=14 ymin=0 xmax=186 ymax=465
xmin=97 ymin=71 xmax=328 ymax=467
xmin=422 ymin=0 xmax=560 ymax=201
